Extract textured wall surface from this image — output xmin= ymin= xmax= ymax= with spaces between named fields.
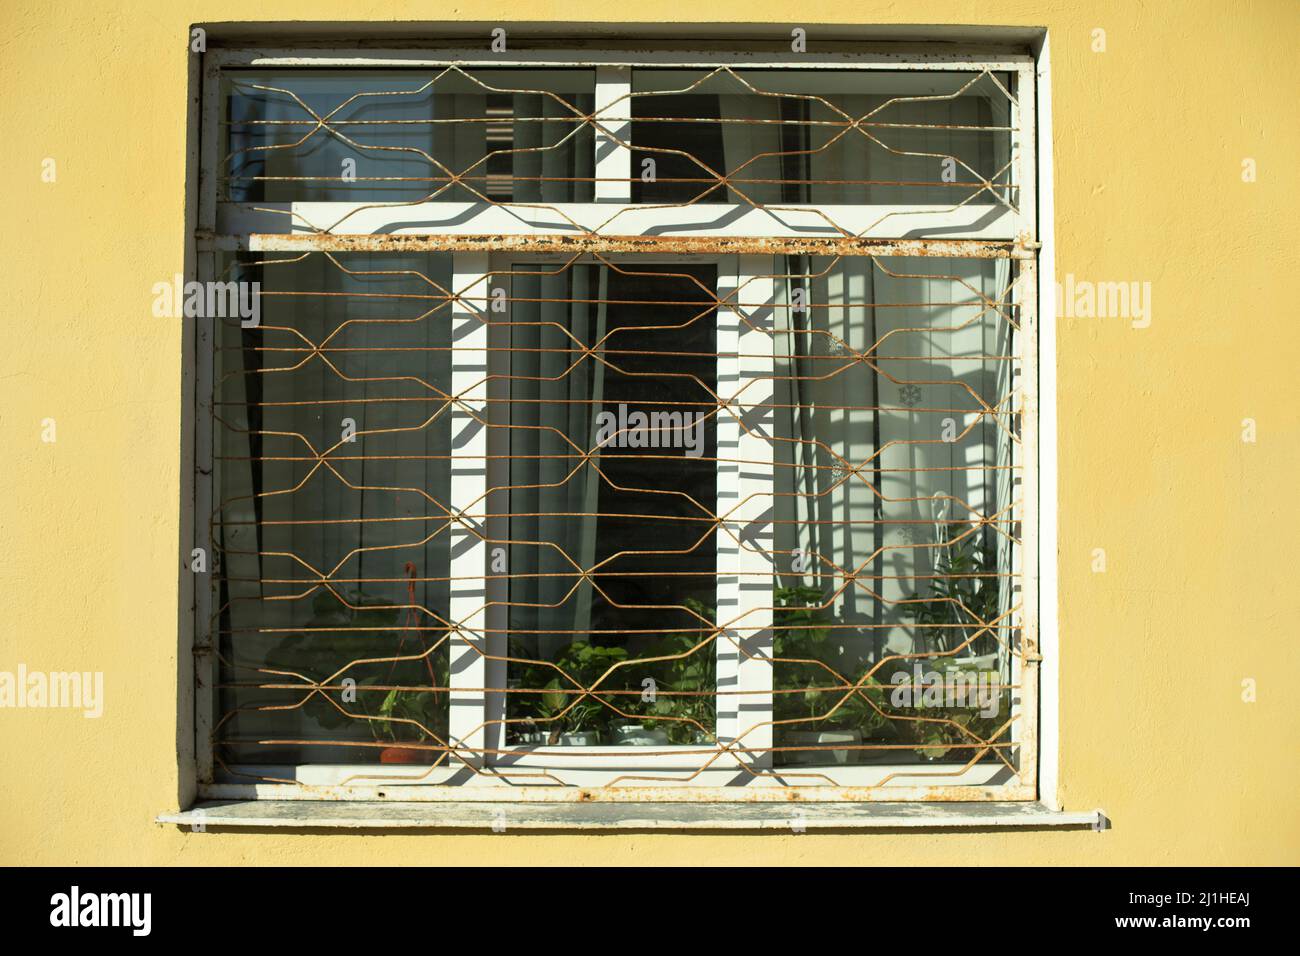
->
xmin=0 ymin=1 xmax=1296 ymax=865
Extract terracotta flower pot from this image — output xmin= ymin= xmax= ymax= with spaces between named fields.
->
xmin=379 ymin=744 xmax=432 ymax=764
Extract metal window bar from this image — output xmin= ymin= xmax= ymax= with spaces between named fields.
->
xmin=193 ymin=51 xmax=1038 ymax=802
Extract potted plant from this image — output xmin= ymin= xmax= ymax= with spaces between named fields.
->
xmin=776 ymin=675 xmax=890 ymax=765
xmin=897 ymin=524 xmax=1011 ymax=761
xmin=369 ymin=683 xmax=448 ymax=764
xmin=261 ymin=583 xmax=451 ymax=764
xmin=515 ymin=641 xmax=626 ymax=745
xmin=893 ymin=705 xmax=1005 ymax=762
xmin=884 ymin=654 xmax=1010 ymax=762
xmin=772 ymin=585 xmax=892 ymax=765
xmin=525 ymin=678 xmax=602 ymax=745
xmin=907 ymin=524 xmax=1003 ymax=663
xmin=640 ymin=597 xmax=717 ymax=745
xmin=504 ymin=650 xmax=547 ymax=744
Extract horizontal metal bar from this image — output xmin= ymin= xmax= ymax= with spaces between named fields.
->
xmin=212 ymin=47 xmax=1035 ymax=72
xmin=160 ymin=799 xmax=1098 ymax=830
xmin=250 ymin=232 xmax=1026 ymax=258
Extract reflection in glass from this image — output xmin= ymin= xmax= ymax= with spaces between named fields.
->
xmin=225 ymin=70 xmax=595 ymax=203
xmin=504 ymin=264 xmax=718 ymax=746
xmin=214 ymin=252 xmax=453 ymax=766
xmin=632 ymin=70 xmax=1012 ymax=207
xmin=770 ymin=256 xmax=1017 ymax=767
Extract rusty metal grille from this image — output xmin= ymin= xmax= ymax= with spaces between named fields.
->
xmin=194 ymin=49 xmax=1039 ymax=802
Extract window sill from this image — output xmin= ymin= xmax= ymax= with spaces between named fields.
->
xmin=158 ymin=800 xmax=1104 ymax=832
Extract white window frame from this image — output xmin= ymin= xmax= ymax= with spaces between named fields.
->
xmin=187 ymin=43 xmax=1044 ymax=805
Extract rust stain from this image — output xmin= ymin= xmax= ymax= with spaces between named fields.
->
xmin=251 ymin=232 xmax=1027 ymax=259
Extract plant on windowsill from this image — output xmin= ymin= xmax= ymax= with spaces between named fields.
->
xmin=368 ymin=675 xmax=449 ymax=765
xmin=900 ymin=525 xmax=1009 ymax=760
xmin=521 ymin=642 xmax=627 ymax=745
xmin=878 ymin=652 xmax=1011 ymax=762
xmin=367 ymin=581 xmax=452 ymax=765
xmin=772 ymin=585 xmax=891 ymax=765
xmin=890 ymin=700 xmax=1007 ymax=762
xmin=261 ymin=581 xmax=450 ymax=765
xmin=907 ymin=524 xmax=1002 ymax=662
xmin=638 ymin=597 xmax=717 ymax=746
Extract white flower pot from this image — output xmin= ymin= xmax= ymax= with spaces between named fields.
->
xmin=611 ymin=723 xmax=671 ymax=746
xmin=786 ymin=729 xmax=862 ymax=765
xmin=557 ymin=731 xmax=601 ymax=747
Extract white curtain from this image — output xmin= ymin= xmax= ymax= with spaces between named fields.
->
xmin=431 ymin=87 xmax=487 ymax=201
xmin=719 ymin=91 xmax=783 ymax=204
xmin=512 ymin=92 xmax=595 ymax=203
xmin=773 ymin=255 xmax=1012 ymax=665
xmin=508 ymin=266 xmax=608 ymax=658
xmin=219 ymin=253 xmax=454 ymax=763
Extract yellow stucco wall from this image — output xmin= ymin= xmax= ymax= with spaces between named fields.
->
xmin=1 ymin=1 xmax=1296 ymax=866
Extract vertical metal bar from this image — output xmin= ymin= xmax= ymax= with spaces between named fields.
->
xmin=177 ymin=44 xmax=204 ymax=806
xmin=1031 ymin=36 xmax=1061 ymax=809
xmin=192 ymin=56 xmax=221 ymax=787
xmin=1004 ymin=64 xmax=1040 ymax=794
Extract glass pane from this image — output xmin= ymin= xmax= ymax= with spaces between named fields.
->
xmin=771 ymin=255 xmax=1017 ymax=767
xmin=224 ymin=69 xmax=595 ymax=203
xmin=504 ymin=263 xmax=718 ymax=746
xmin=631 ymin=69 xmax=1013 ymax=207
xmin=214 ymin=251 xmax=454 ymax=767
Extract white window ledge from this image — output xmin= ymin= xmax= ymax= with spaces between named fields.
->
xmin=159 ymin=801 xmax=1105 ymax=832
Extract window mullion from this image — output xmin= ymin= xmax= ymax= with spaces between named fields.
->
xmin=446 ymin=252 xmax=491 ymax=771
xmin=593 ymin=66 xmax=631 ymax=204
xmin=714 ymin=255 xmax=776 ymax=772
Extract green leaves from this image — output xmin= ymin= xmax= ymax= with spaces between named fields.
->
xmin=534 ymin=676 xmax=603 ymax=733
xmin=371 ymin=685 xmax=445 ymax=743
xmin=907 ymin=528 xmax=1001 ymax=656
xmin=771 ymin=586 xmax=896 ymax=744
xmin=506 ymin=618 xmax=719 ymax=743
xmin=773 ymin=584 xmax=831 ymax=658
xmin=513 ymin=643 xmax=627 ymax=738
xmin=899 ymin=708 xmax=995 ymax=761
xmin=261 ymin=586 xmax=449 ymax=740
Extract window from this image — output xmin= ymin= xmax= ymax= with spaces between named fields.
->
xmin=193 ymin=42 xmax=1040 ymax=802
